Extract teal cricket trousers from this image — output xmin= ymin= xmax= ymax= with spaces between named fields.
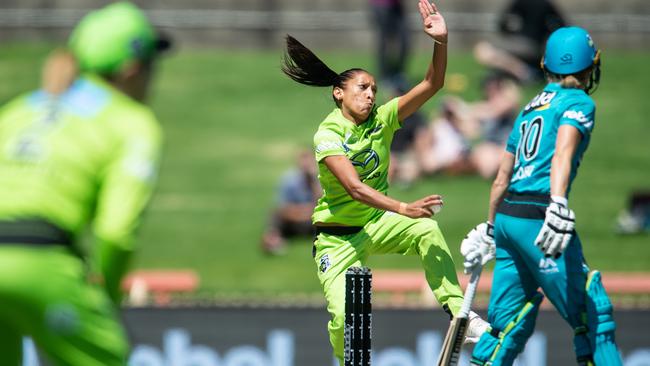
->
xmin=487 ymin=212 xmax=589 ymax=335
xmin=472 ymin=210 xmax=620 ymax=365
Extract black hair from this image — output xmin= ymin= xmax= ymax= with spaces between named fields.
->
xmin=281 ymin=35 xmax=368 ymax=106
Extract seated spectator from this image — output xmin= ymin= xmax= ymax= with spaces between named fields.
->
xmin=473 ymin=0 xmax=565 ymax=83
xmin=616 ymin=190 xmax=650 ymax=235
xmin=389 ymin=101 xmax=429 ymax=188
xmin=261 ymin=149 xmax=320 ymax=255
xmin=380 ymin=83 xmax=430 ymax=188
xmin=419 ymin=72 xmax=521 ymax=178
xmin=418 ymin=99 xmax=473 ymax=176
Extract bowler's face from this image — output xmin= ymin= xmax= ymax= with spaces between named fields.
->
xmin=337 ymin=72 xmax=376 ymax=123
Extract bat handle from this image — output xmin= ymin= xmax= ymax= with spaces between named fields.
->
xmin=458 ymin=266 xmax=482 ymax=318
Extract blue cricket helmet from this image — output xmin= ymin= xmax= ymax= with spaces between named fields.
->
xmin=542 ymin=26 xmax=599 ymax=75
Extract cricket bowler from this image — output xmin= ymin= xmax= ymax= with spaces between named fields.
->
xmin=281 ymin=1 xmax=487 ymax=363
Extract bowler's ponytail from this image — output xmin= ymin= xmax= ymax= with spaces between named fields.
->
xmin=281 ymin=35 xmax=368 ymax=107
xmin=42 ymin=49 xmax=78 ymax=95
xmin=281 ymin=35 xmax=339 ymax=87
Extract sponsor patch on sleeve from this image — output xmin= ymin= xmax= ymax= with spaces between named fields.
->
xmin=562 ymin=110 xmax=593 ymax=129
xmin=315 ymin=141 xmax=343 ymax=155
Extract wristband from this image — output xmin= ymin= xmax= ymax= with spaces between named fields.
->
xmin=398 ymin=202 xmax=407 ymax=215
xmin=433 ymin=38 xmax=447 ymax=46
xmin=486 ymin=221 xmax=495 ymax=238
xmin=551 ymin=195 xmax=568 ymax=207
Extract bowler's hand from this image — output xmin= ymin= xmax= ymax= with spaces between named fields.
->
xmin=401 ymin=195 xmax=443 ymax=218
xmin=418 ymin=0 xmax=447 ymax=44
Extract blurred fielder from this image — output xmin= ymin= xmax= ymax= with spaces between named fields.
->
xmin=281 ymin=1 xmax=487 ymax=364
xmin=461 ymin=27 xmax=622 ymax=365
xmin=0 ymin=2 xmax=169 ymax=365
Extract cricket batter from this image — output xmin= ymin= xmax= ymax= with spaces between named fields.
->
xmin=460 ymin=27 xmax=622 ymax=365
xmin=0 ymin=2 xmax=169 ymax=365
xmin=281 ymin=1 xmax=486 ymax=363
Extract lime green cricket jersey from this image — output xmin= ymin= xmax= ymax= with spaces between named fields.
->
xmin=0 ymin=74 xmax=162 ymax=253
xmin=312 ymin=97 xmax=400 ymax=226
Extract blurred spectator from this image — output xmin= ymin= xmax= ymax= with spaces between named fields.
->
xmin=369 ymin=0 xmax=410 ymax=90
xmin=474 ymin=0 xmax=566 ymax=83
xmin=616 ymin=190 xmax=650 ymax=235
xmin=417 ymin=99 xmax=473 ymax=176
xmin=262 ymin=149 xmax=320 ymax=255
xmin=0 ymin=2 xmax=169 ymax=365
xmin=389 ymin=110 xmax=429 ymax=187
xmin=388 ymin=84 xmax=429 ymax=187
xmin=419 ymin=72 xmax=521 ymax=178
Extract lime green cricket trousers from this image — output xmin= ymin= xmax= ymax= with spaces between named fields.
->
xmin=313 ymin=211 xmax=464 ymax=364
xmin=0 ymin=246 xmax=128 ymax=366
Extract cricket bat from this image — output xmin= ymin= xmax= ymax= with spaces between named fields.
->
xmin=437 ymin=266 xmax=482 ymax=366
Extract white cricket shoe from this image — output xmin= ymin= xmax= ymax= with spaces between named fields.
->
xmin=465 ymin=311 xmax=489 ymax=344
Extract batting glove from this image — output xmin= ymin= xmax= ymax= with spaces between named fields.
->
xmin=535 ymin=200 xmax=575 ymax=258
xmin=465 ymin=311 xmax=489 ymax=344
xmin=460 ymin=222 xmax=496 ymax=274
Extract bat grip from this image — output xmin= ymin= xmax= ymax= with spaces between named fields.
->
xmin=458 ymin=266 xmax=482 ymax=318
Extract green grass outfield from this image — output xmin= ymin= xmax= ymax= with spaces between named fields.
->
xmin=0 ymin=43 xmax=648 ymax=295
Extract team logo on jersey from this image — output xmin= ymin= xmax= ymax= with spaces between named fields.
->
xmin=523 ymin=91 xmax=557 ymax=115
xmin=364 ymin=125 xmax=383 ymax=138
xmin=319 ymin=254 xmax=331 ymax=273
xmin=350 ymin=149 xmax=380 ymax=180
xmin=10 ymin=137 xmax=46 ymax=162
xmin=539 ymin=258 xmax=559 ymax=274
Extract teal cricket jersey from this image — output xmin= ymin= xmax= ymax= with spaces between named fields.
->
xmin=312 ymin=98 xmax=400 ymax=226
xmin=0 ymin=74 xmax=162 ymax=254
xmin=506 ymin=83 xmax=595 ymax=196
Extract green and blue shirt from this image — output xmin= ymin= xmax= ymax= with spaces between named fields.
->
xmin=312 ymin=98 xmax=400 ymax=226
xmin=0 ymin=74 xmax=162 ymax=253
